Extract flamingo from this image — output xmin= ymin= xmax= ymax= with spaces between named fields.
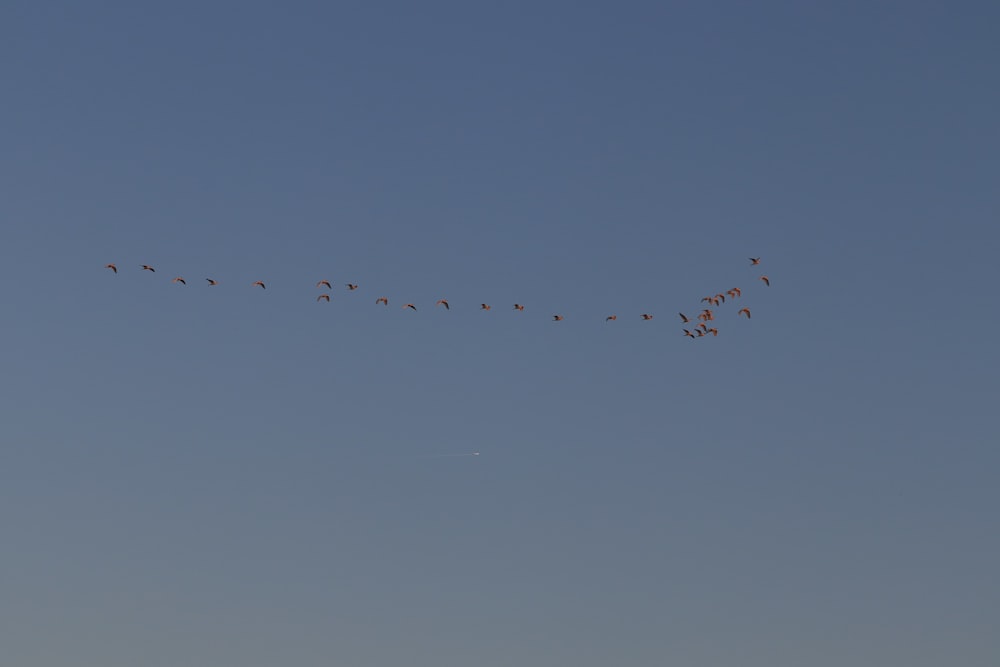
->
xmin=252 ymin=281 xmax=266 ymax=289
xmin=436 ymin=299 xmax=450 ymax=310
xmin=513 ymin=304 xmax=525 ymax=312
xmin=317 ymin=280 xmax=332 ymax=289
xmin=606 ymin=315 xmax=617 ymax=322
xmin=738 ymin=308 xmax=751 ymax=318
xmin=749 ymin=257 xmax=761 ymax=265
xmin=105 ymin=263 xmax=117 ymax=273
xmin=317 ymin=294 xmax=330 ymax=302
xmin=206 ymin=279 xmax=218 ymax=286
xmin=171 ymin=277 xmax=186 ymax=285
xmin=141 ymin=265 xmax=155 ymax=272
xmin=760 ymin=275 xmax=770 ymax=286
xmin=376 ymin=297 xmax=388 ymax=306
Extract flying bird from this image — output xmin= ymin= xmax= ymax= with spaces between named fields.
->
xmin=376 ymin=296 xmax=388 ymax=306
xmin=641 ymin=314 xmax=653 ymax=320
xmin=205 ymin=278 xmax=218 ymax=286
xmin=707 ymin=328 xmax=719 ymax=336
xmin=683 ymin=329 xmax=696 ymax=339
xmin=141 ymin=265 xmax=155 ymax=272
xmin=317 ymin=294 xmax=330 ymax=302
xmin=727 ymin=287 xmax=741 ymax=298
xmin=436 ymin=299 xmax=450 ymax=310
xmin=171 ymin=277 xmax=186 ymax=285
xmin=252 ymin=281 xmax=266 ymax=289
xmin=317 ymin=280 xmax=332 ymax=289
xmin=714 ymin=293 xmax=726 ymax=303
xmin=480 ymin=304 xmax=491 ymax=311
xmin=606 ymin=315 xmax=617 ymax=322
xmin=750 ymin=257 xmax=761 ymax=265
xmin=105 ymin=263 xmax=117 ymax=273
xmin=346 ymin=283 xmax=359 ymax=291
xmin=679 ymin=312 xmax=690 ymax=323
xmin=553 ymin=315 xmax=564 ymax=321
xmin=403 ymin=303 xmax=417 ymax=311
xmin=738 ymin=308 xmax=751 ymax=318
xmin=513 ymin=304 xmax=525 ymax=312
xmin=760 ymin=275 xmax=770 ymax=286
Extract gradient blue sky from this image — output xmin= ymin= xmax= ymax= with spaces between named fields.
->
xmin=2 ymin=2 xmax=998 ymax=665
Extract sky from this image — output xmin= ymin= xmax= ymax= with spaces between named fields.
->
xmin=1 ymin=1 xmax=998 ymax=665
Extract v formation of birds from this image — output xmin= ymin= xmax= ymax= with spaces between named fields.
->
xmin=103 ymin=258 xmax=771 ymax=338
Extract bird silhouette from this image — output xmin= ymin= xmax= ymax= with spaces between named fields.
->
xmin=376 ymin=296 xmax=388 ymax=306
xmin=403 ymin=303 xmax=417 ymax=311
xmin=641 ymin=314 xmax=653 ymax=320
xmin=749 ymin=257 xmax=761 ymax=265
xmin=606 ymin=315 xmax=617 ymax=322
xmin=513 ymin=304 xmax=525 ymax=312
xmin=171 ymin=277 xmax=186 ymax=285
xmin=679 ymin=312 xmax=690 ymax=323
xmin=317 ymin=280 xmax=332 ymax=289
xmin=206 ymin=278 xmax=218 ymax=286
xmin=553 ymin=315 xmax=564 ymax=321
xmin=738 ymin=308 xmax=751 ymax=318
xmin=346 ymin=283 xmax=359 ymax=291
xmin=760 ymin=275 xmax=770 ymax=286
xmin=252 ymin=281 xmax=266 ymax=289
xmin=141 ymin=265 xmax=155 ymax=272
xmin=105 ymin=263 xmax=117 ymax=273
xmin=436 ymin=299 xmax=450 ymax=310
xmin=480 ymin=304 xmax=491 ymax=311
xmin=317 ymin=294 xmax=330 ymax=302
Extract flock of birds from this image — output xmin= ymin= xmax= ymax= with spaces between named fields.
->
xmin=103 ymin=258 xmax=771 ymax=337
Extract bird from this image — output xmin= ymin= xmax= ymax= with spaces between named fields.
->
xmin=436 ymin=299 xmax=450 ymax=310
xmin=171 ymin=277 xmax=186 ymax=285
xmin=317 ymin=280 xmax=332 ymax=289
xmin=701 ymin=296 xmax=714 ymax=303
xmin=252 ymin=281 xmax=266 ymax=289
xmin=403 ymin=303 xmax=417 ymax=311
xmin=750 ymin=257 xmax=761 ymax=265
xmin=679 ymin=312 xmax=690 ymax=323
xmin=727 ymin=287 xmax=741 ymax=298
xmin=683 ymin=329 xmax=696 ymax=339
xmin=760 ymin=275 xmax=770 ymax=286
xmin=513 ymin=304 xmax=525 ymax=312
xmin=698 ymin=323 xmax=708 ymax=331
xmin=553 ymin=315 xmax=564 ymax=321
xmin=695 ymin=329 xmax=706 ymax=337
xmin=205 ymin=278 xmax=218 ymax=286
xmin=317 ymin=294 xmax=330 ymax=302
xmin=141 ymin=265 xmax=155 ymax=272
xmin=346 ymin=283 xmax=359 ymax=291
xmin=480 ymin=304 xmax=491 ymax=311
xmin=738 ymin=308 xmax=751 ymax=318
xmin=707 ymin=328 xmax=719 ymax=336
xmin=105 ymin=263 xmax=117 ymax=273
xmin=641 ymin=314 xmax=653 ymax=320
xmin=606 ymin=315 xmax=617 ymax=322
xmin=714 ymin=293 xmax=726 ymax=303
xmin=376 ymin=297 xmax=388 ymax=306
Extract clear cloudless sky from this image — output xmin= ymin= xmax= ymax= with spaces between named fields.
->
xmin=1 ymin=1 xmax=998 ymax=665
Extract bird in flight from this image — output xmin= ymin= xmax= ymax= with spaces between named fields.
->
xmin=553 ymin=315 xmax=564 ymax=321
xmin=142 ymin=265 xmax=155 ymax=272
xmin=376 ymin=296 xmax=388 ymax=306
xmin=480 ymin=304 xmax=491 ymax=311
xmin=205 ymin=278 xmax=218 ymax=286
xmin=641 ymin=314 xmax=654 ymax=320
xmin=760 ymin=275 xmax=770 ymax=286
xmin=252 ymin=281 xmax=266 ymax=289
xmin=750 ymin=257 xmax=761 ymax=265
xmin=346 ymin=283 xmax=359 ymax=291
xmin=436 ymin=299 xmax=450 ymax=310
xmin=171 ymin=277 xmax=186 ymax=285
xmin=738 ymin=308 xmax=751 ymax=318
xmin=317 ymin=280 xmax=332 ymax=290
xmin=727 ymin=287 xmax=741 ymax=299
xmin=679 ymin=312 xmax=690 ymax=323
xmin=683 ymin=329 xmax=696 ymax=339
xmin=606 ymin=315 xmax=617 ymax=322
xmin=403 ymin=303 xmax=417 ymax=311
xmin=707 ymin=327 xmax=719 ymax=336
xmin=105 ymin=263 xmax=117 ymax=273
xmin=317 ymin=294 xmax=330 ymax=302
xmin=513 ymin=304 xmax=525 ymax=312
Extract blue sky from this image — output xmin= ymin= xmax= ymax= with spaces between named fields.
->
xmin=1 ymin=2 xmax=998 ymax=665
